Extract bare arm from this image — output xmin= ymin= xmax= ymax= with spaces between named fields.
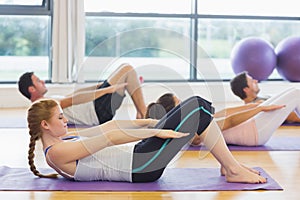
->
xmin=48 ymin=127 xmax=189 ymax=165
xmin=216 ymin=104 xmax=285 ymax=131
xmin=65 ymin=83 xmax=104 ymax=96
xmin=98 ymin=119 xmax=159 ymax=132
xmin=59 ymin=83 xmax=127 ymax=108
xmin=214 ymin=103 xmax=260 ymax=118
xmin=67 ymin=119 xmax=159 ymax=138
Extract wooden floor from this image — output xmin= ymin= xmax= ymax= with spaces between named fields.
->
xmin=0 ymin=108 xmax=299 ymax=199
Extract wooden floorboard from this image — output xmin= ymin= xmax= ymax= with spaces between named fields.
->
xmin=0 ymin=124 xmax=299 ymax=199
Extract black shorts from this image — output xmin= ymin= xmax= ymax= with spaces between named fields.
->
xmin=94 ymin=80 xmax=125 ymax=124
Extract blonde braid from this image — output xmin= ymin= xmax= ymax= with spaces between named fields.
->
xmin=27 ymin=99 xmax=59 ymax=178
xmin=28 ymin=131 xmax=58 ymax=178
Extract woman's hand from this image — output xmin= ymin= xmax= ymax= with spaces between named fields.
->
xmin=155 ymin=129 xmax=190 ymax=139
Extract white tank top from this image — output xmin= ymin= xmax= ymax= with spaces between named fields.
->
xmin=74 ymin=143 xmax=135 ymax=182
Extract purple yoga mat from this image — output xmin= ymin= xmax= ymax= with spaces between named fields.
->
xmin=0 ymin=166 xmax=282 ymax=191
xmin=188 ymin=136 xmax=300 ymax=151
xmin=282 ymin=122 xmax=300 ymax=126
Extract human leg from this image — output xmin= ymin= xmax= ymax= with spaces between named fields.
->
xmin=132 ymin=95 xmax=266 ymax=183
xmin=199 ymin=121 xmax=265 ymax=183
xmin=107 ymin=63 xmax=147 ymax=118
xmin=254 ymin=87 xmax=300 ymax=144
xmin=132 ymin=96 xmax=214 ymax=182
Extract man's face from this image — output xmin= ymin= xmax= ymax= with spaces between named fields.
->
xmin=245 ymin=74 xmax=260 ymax=95
xmin=31 ymin=74 xmax=48 ymax=96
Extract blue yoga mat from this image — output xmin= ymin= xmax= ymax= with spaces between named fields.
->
xmin=0 ymin=166 xmax=282 ymax=191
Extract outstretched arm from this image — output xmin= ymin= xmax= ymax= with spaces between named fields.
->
xmin=98 ymin=119 xmax=159 ymax=131
xmin=214 ymin=103 xmax=260 ymax=118
xmin=66 ymin=82 xmax=104 ymax=95
xmin=48 ymin=127 xmax=189 ymax=165
xmin=67 ymin=119 xmax=159 ymax=138
xmin=216 ymin=104 xmax=285 ymax=131
xmin=59 ymin=83 xmax=127 ymax=108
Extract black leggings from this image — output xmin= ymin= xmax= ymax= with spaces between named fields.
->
xmin=132 ymin=96 xmax=214 ymax=182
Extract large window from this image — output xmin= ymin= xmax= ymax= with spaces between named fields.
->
xmin=84 ymin=0 xmax=300 ymax=81
xmin=0 ymin=0 xmax=52 ymax=82
xmin=1 ymin=1 xmax=299 ymax=83
xmin=84 ymin=0 xmax=193 ymax=81
xmin=84 ymin=17 xmax=191 ymax=81
xmin=198 ymin=18 xmax=300 ymax=80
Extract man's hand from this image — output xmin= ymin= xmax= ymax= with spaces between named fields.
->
xmin=260 ymin=104 xmax=285 ymax=112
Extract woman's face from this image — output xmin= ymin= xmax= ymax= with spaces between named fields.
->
xmin=43 ymin=105 xmax=68 ymax=137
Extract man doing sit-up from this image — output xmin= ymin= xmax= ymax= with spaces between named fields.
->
xmin=18 ymin=63 xmax=147 ymax=126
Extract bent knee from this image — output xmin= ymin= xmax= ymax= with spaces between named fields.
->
xmin=119 ymin=63 xmax=135 ymax=73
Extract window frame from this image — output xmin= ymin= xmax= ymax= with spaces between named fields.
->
xmin=0 ymin=0 xmax=52 ymax=15
xmin=0 ymin=0 xmax=53 ymax=83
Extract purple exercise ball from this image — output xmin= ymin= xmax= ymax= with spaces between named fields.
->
xmin=230 ymin=37 xmax=276 ymax=81
xmin=275 ymin=36 xmax=300 ymax=82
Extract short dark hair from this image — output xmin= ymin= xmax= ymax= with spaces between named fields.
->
xmin=18 ymin=72 xmax=34 ymax=100
xmin=230 ymin=71 xmax=248 ymax=100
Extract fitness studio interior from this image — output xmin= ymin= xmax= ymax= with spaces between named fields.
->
xmin=0 ymin=0 xmax=300 ymax=199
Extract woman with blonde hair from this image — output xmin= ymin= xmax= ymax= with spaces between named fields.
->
xmin=27 ymin=97 xmax=266 ymax=183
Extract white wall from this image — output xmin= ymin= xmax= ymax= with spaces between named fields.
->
xmin=1 ymin=81 xmax=300 ymax=109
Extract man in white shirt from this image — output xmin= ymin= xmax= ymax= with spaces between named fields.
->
xmin=18 ymin=63 xmax=147 ymax=125
xmin=230 ymin=71 xmax=300 ymax=123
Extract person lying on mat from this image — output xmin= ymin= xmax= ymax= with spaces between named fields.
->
xmin=230 ymin=71 xmax=300 ymax=123
xmin=26 ymin=97 xmax=266 ymax=183
xmin=18 ymin=63 xmax=147 ymax=126
xmin=145 ymin=92 xmax=295 ymax=146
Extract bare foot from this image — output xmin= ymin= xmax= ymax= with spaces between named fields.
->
xmin=224 ymin=165 xmax=267 ymax=184
xmin=220 ymin=164 xmax=260 ymax=176
xmin=240 ymin=164 xmax=260 ymax=175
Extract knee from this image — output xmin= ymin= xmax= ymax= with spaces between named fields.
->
xmin=118 ymin=63 xmax=135 ymax=74
xmin=285 ymin=87 xmax=300 ymax=97
xmin=190 ymin=96 xmax=215 ymax=115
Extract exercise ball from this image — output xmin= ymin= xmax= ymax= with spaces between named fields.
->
xmin=275 ymin=36 xmax=300 ymax=82
xmin=230 ymin=37 xmax=276 ymax=81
